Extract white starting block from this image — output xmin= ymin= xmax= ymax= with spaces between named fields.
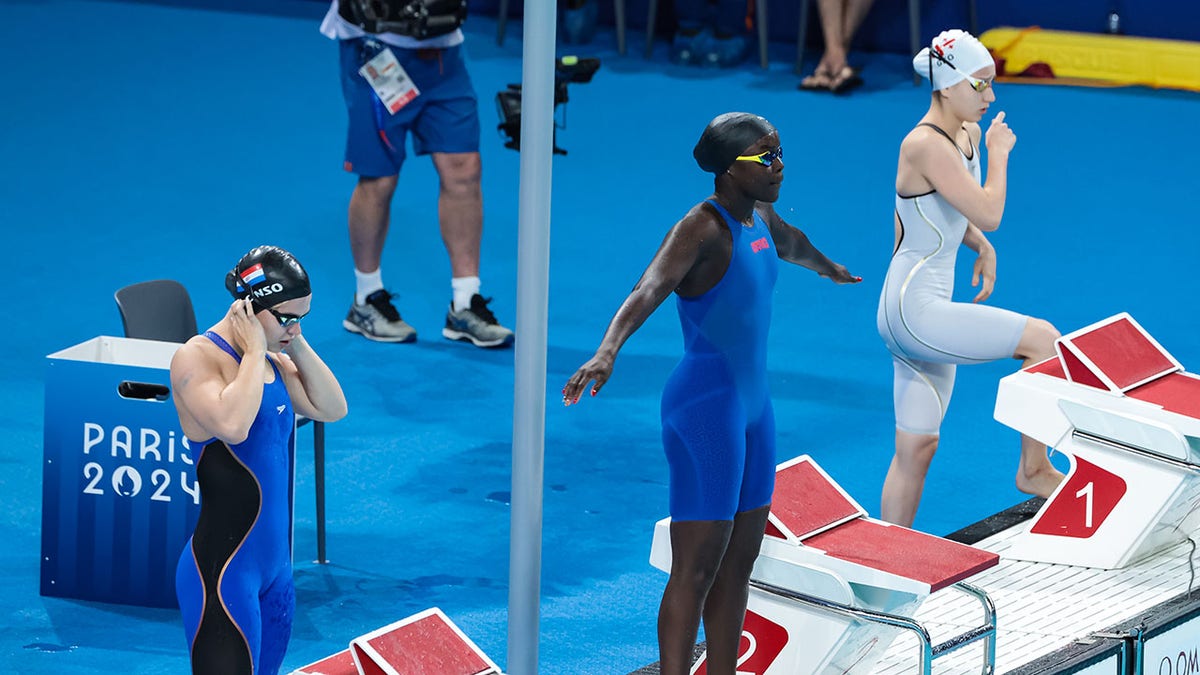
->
xmin=650 ymin=455 xmax=999 ymax=674
xmin=291 ymin=608 xmax=502 ymax=675
xmin=995 ymin=312 xmax=1200 ymax=569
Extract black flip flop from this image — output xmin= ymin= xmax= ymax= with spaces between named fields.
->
xmin=798 ymin=68 xmax=834 ymax=92
xmin=828 ymin=66 xmax=864 ymax=95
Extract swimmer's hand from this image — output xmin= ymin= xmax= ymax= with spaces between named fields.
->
xmin=971 ymin=249 xmax=996 ymax=303
xmin=562 ymin=353 xmax=614 ymax=406
xmin=228 ymin=298 xmax=268 ymax=355
xmin=985 ymin=111 xmax=1016 ymax=156
xmin=822 ymin=262 xmax=862 ymax=285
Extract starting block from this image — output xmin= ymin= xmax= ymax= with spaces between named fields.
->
xmin=995 ymin=312 xmax=1200 ymax=569
xmin=650 ymin=455 xmax=999 ymax=674
xmin=293 ymin=649 xmax=359 ymax=675
xmin=291 ymin=608 xmax=502 ymax=675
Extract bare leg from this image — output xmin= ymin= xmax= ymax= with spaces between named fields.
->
xmin=431 ymin=151 xmax=482 ymax=278
xmin=348 ymin=175 xmax=399 ymax=273
xmin=881 ymin=430 xmax=939 ymax=527
xmin=1013 ymin=318 xmax=1066 ymax=496
xmin=838 ymin=0 xmax=875 ymax=53
xmin=701 ymin=505 xmax=771 ymax=674
xmin=814 ymin=0 xmax=849 ymax=75
xmin=809 ymin=0 xmax=875 ymax=89
xmin=658 ymin=519 xmax=734 ymax=675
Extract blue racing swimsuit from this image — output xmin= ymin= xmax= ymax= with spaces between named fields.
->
xmin=176 ymin=331 xmax=295 ymax=675
xmin=661 ymin=200 xmax=779 ymax=521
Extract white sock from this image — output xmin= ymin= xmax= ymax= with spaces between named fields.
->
xmin=355 ymin=268 xmax=384 ymax=305
xmin=451 ymin=276 xmax=481 ymax=312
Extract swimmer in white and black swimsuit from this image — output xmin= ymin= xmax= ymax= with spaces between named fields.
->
xmin=876 ymin=29 xmax=1065 ymax=527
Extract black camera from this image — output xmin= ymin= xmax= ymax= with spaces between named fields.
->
xmin=496 ymin=56 xmax=600 ymax=155
xmin=339 ymin=0 xmax=466 ymax=40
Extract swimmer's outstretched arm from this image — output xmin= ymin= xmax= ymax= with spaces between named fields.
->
xmin=562 ymin=212 xmax=718 ymax=405
xmin=755 ymin=202 xmax=862 ymax=284
xmin=275 ymin=335 xmax=348 ymax=423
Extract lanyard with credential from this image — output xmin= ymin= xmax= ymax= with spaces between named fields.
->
xmin=360 ymin=39 xmax=399 ymax=153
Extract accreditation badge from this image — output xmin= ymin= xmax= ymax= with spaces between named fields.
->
xmin=358 ymin=47 xmax=419 ymax=114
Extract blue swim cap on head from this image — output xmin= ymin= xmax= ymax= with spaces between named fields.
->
xmin=693 ymin=112 xmax=777 ymax=175
xmin=224 ymin=245 xmax=311 ymax=309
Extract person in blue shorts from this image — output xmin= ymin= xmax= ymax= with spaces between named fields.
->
xmin=321 ymin=0 xmax=514 ymax=348
xmin=171 ymin=246 xmax=347 ymax=674
xmin=563 ymin=113 xmax=860 ymax=675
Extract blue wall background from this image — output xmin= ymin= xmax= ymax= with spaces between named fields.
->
xmin=265 ymin=0 xmax=1200 ymax=54
xmin=131 ymin=0 xmax=1200 ymax=54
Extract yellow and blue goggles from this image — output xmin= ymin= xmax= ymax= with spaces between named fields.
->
xmin=734 ymin=146 xmax=784 ymax=167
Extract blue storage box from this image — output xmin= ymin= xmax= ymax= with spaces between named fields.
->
xmin=41 ymin=336 xmax=198 ymax=608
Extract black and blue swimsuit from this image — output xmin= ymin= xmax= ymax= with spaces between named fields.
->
xmin=175 ymin=331 xmax=295 ymax=674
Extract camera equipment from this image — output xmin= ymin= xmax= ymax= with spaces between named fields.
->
xmin=496 ymin=56 xmax=600 ymax=155
xmin=339 ymin=0 xmax=466 ymax=40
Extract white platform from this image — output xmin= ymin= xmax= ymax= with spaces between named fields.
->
xmin=875 ymin=516 xmax=1196 ymax=673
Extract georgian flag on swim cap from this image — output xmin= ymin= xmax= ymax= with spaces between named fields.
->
xmin=913 ymin=29 xmax=994 ymax=90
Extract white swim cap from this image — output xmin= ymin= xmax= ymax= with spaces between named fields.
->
xmin=912 ymin=29 xmax=994 ymax=90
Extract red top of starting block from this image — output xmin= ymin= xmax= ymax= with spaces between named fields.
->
xmin=1053 ymin=314 xmax=1179 ymax=393
xmin=765 ymin=456 xmax=864 ymax=543
xmin=1029 ymin=340 xmax=1200 ymax=420
xmin=352 ymin=608 xmax=499 ymax=675
xmin=1128 ymin=373 xmax=1200 ymax=419
xmin=806 ymin=519 xmax=1000 ymax=592
xmin=764 ymin=456 xmax=998 ymax=591
xmin=294 ymin=649 xmax=359 ymax=675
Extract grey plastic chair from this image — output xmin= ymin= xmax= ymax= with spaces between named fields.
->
xmin=645 ymin=0 xmax=769 ymax=68
xmin=115 ymin=280 xmax=199 ymax=343
xmin=497 ymin=0 xmax=628 ymax=54
xmin=114 ymin=279 xmax=330 ymax=564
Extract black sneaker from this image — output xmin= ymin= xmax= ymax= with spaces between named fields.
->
xmin=343 ymin=290 xmax=417 ymax=343
xmin=442 ymin=294 xmax=514 ymax=348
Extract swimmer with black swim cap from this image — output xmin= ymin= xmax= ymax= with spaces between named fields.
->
xmin=223 ymin=245 xmax=313 ymax=353
xmin=171 ymin=244 xmax=346 ymax=675
xmin=563 ymin=113 xmax=859 ymax=675
xmin=692 ymin=112 xmax=778 ymax=175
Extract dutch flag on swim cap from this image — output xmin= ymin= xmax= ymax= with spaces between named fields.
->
xmin=240 ymin=263 xmax=267 ymax=287
xmin=225 ymin=245 xmax=311 ymax=307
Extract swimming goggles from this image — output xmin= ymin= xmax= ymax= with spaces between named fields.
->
xmin=734 ymin=147 xmax=784 ymax=167
xmin=265 ymin=307 xmax=308 ymax=328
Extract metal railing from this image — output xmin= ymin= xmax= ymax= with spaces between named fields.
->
xmin=748 ymin=578 xmax=996 ymax=675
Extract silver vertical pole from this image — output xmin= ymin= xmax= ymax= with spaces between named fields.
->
xmin=506 ymin=0 xmax=556 ymax=671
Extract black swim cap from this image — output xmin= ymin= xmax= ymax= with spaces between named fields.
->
xmin=224 ymin=245 xmax=311 ymax=310
xmin=693 ymin=112 xmax=777 ymax=174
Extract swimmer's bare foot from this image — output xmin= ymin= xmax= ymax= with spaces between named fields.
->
xmin=799 ymin=67 xmax=835 ymax=91
xmin=1017 ymin=464 xmax=1066 ymax=498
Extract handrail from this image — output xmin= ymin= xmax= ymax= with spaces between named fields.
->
xmin=748 ymin=577 xmax=996 ymax=674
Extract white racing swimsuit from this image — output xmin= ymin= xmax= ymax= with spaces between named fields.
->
xmin=876 ymin=125 xmax=1029 ymax=435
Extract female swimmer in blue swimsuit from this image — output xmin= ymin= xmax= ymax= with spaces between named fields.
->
xmin=171 ymin=246 xmax=347 ymax=674
xmin=563 ymin=113 xmax=859 ymax=675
